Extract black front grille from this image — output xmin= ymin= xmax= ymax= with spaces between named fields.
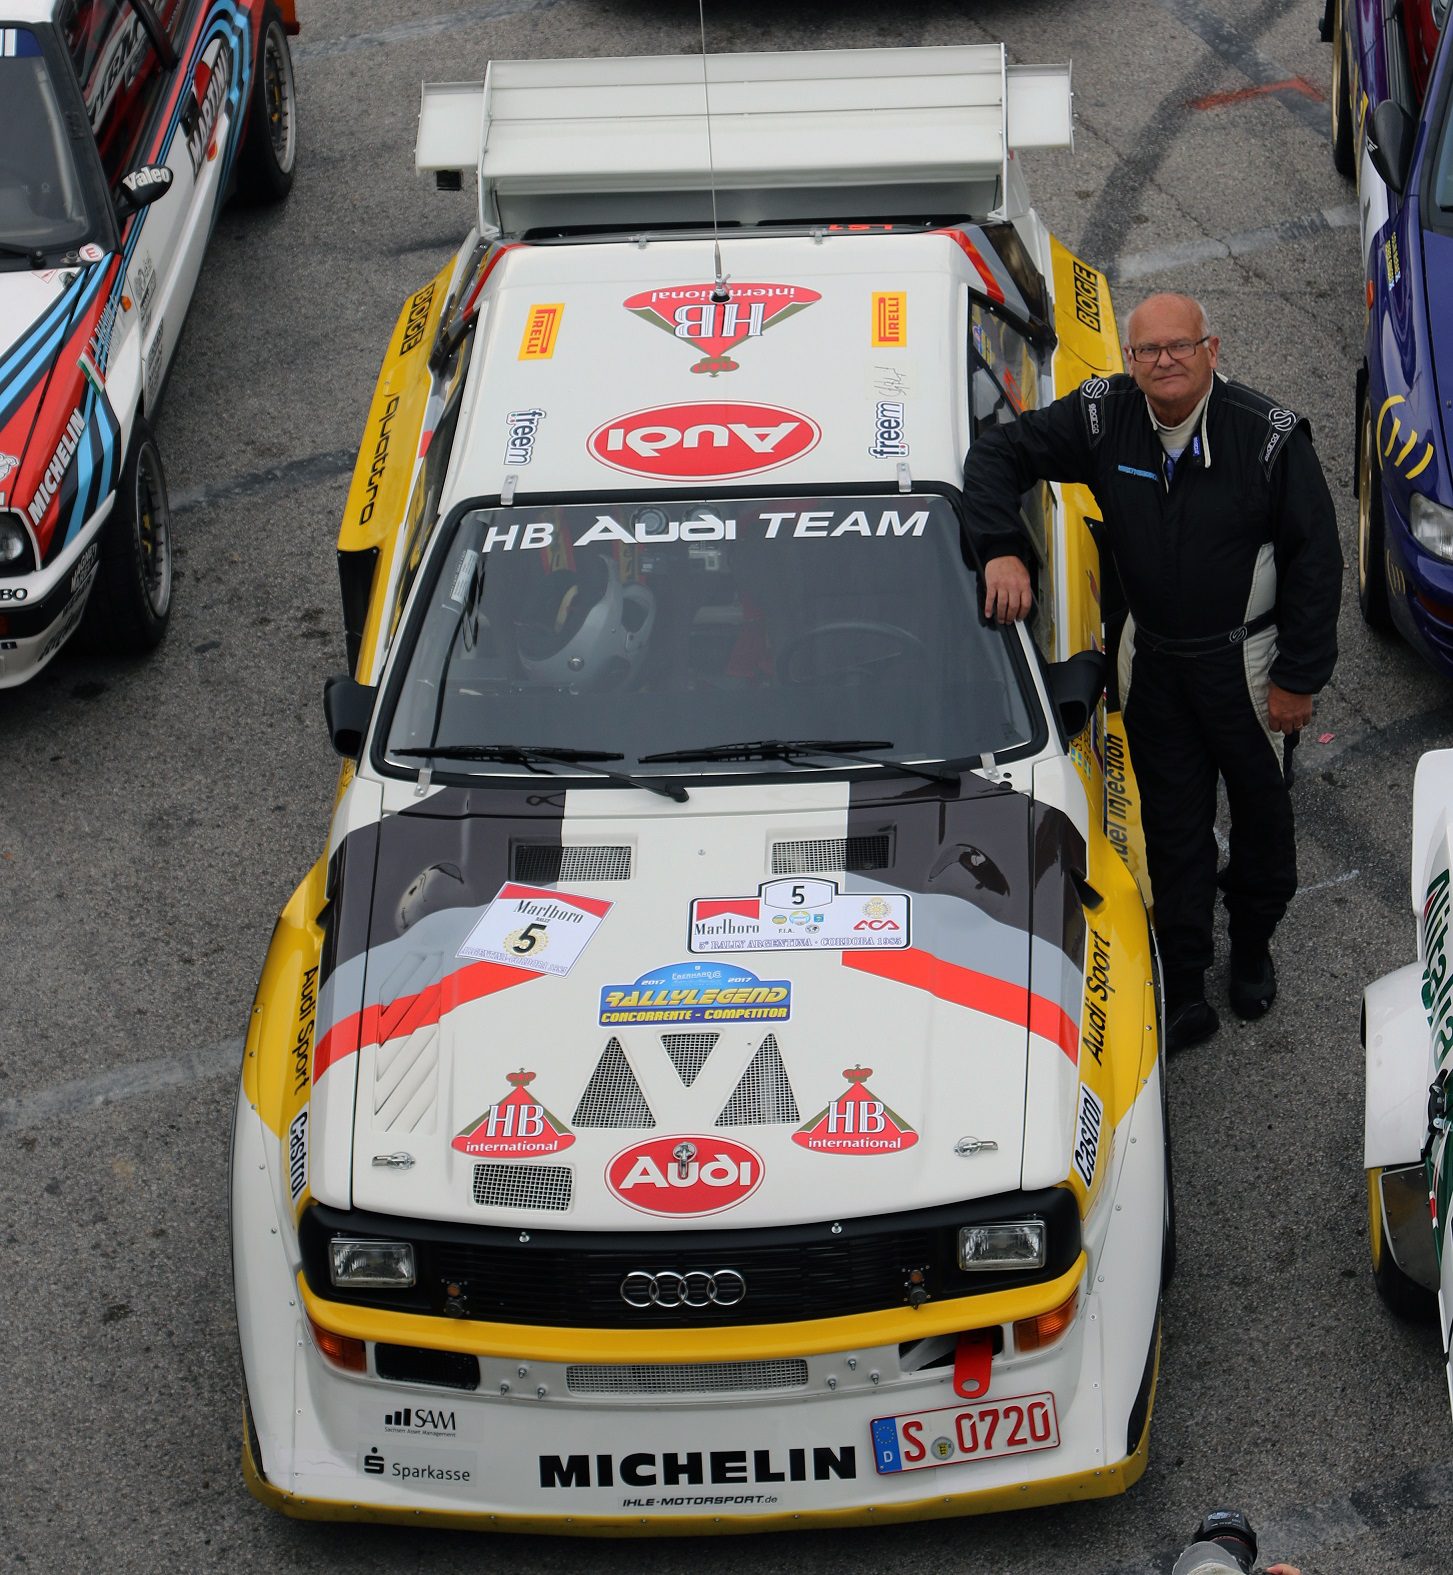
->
xmin=301 ymin=1190 xmax=1080 ymax=1330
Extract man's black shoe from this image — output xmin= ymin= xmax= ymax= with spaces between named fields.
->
xmin=1229 ymin=945 xmax=1277 ymax=1019
xmin=1166 ymin=997 xmax=1220 ymax=1052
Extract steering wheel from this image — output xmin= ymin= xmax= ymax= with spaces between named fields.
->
xmin=776 ymin=619 xmax=930 ymax=684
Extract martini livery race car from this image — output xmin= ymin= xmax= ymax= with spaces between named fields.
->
xmin=1362 ymin=749 xmax=1453 ymax=1412
xmin=0 ymin=0 xmax=299 ymax=688
xmin=232 ymin=45 xmax=1170 ymax=1531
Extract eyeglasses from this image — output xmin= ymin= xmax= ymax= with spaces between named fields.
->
xmin=1126 ymin=336 xmax=1211 ymax=364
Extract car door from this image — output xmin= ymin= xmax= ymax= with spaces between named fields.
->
xmin=62 ymin=0 xmax=192 ymax=412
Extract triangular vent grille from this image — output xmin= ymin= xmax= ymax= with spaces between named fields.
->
xmin=573 ymin=1038 xmax=655 ymax=1128
xmin=661 ymin=1032 xmax=719 ymax=1087
xmin=717 ymin=1035 xmax=799 ymax=1125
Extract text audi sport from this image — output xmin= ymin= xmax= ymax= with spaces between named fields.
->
xmin=232 ymin=44 xmax=1171 ymax=1531
xmin=0 ymin=0 xmax=298 ymax=688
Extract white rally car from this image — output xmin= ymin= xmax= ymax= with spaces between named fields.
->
xmin=1363 ymin=749 xmax=1453 ymax=1410
xmin=232 ymin=44 xmax=1171 ymax=1530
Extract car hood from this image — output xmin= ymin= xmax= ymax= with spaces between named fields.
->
xmin=311 ymin=775 xmax=1088 ymax=1231
xmin=0 ymin=261 xmax=116 ymax=555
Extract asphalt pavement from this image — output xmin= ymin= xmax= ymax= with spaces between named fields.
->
xmin=2 ymin=1 xmax=1450 ymax=1570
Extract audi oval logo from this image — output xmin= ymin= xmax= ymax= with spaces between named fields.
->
xmin=620 ymin=1269 xmax=747 ymax=1309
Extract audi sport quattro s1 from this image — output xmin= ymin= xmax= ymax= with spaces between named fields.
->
xmin=231 ymin=44 xmax=1171 ymax=1532
xmin=1362 ymin=748 xmax=1453 ymax=1411
xmin=0 ymin=0 xmax=299 ymax=688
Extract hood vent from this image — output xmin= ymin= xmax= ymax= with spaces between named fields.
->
xmin=573 ymin=1038 xmax=655 ymax=1127
xmin=513 ymin=844 xmax=632 ymax=883
xmin=717 ymin=1035 xmax=799 ymax=1125
xmin=771 ymin=832 xmax=893 ymax=874
xmin=373 ymin=1024 xmax=440 ymax=1129
xmin=661 ymin=1031 xmax=718 ymax=1087
xmin=472 ymin=1162 xmax=573 ymax=1211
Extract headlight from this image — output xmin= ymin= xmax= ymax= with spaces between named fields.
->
xmin=329 ymin=1237 xmax=416 ymax=1288
xmin=957 ymin=1220 xmax=1047 ymax=1271
xmin=0 ymin=516 xmax=31 ymax=568
xmin=1410 ymin=494 xmax=1453 ymax=563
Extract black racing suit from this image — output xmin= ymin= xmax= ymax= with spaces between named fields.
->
xmin=962 ymin=372 xmax=1342 ymax=996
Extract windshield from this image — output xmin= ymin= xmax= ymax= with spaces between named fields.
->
xmin=0 ymin=28 xmax=90 ymax=256
xmin=378 ymin=493 xmax=1039 ymax=782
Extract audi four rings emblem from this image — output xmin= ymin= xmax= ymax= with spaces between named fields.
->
xmin=620 ymin=1269 xmax=747 ymax=1308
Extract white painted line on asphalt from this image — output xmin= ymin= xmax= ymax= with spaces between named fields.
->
xmin=295 ymin=0 xmax=563 ymax=59
xmin=1111 ymin=203 xmax=1358 ymax=282
xmin=1296 ymin=868 xmax=1360 ymax=897
xmin=0 ymin=1036 xmax=241 ymax=1133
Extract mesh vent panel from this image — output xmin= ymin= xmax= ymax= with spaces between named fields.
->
xmin=573 ymin=1038 xmax=655 ymax=1128
xmin=661 ymin=1032 xmax=718 ymax=1087
xmin=717 ymin=1035 xmax=798 ymax=1125
xmin=513 ymin=845 xmax=632 ymax=883
xmin=566 ymin=1360 xmax=809 ymax=1395
xmin=472 ymin=1163 xmax=573 ymax=1210
xmin=771 ymin=833 xmax=892 ymax=874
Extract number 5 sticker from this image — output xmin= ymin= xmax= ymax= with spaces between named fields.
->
xmin=457 ymin=883 xmax=612 ymax=977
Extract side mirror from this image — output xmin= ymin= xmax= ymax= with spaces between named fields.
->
xmin=116 ymin=164 xmax=174 ymax=218
xmin=1046 ymin=649 xmax=1107 ymax=739
xmin=324 ymin=674 xmax=376 ymax=758
xmin=1367 ymin=100 xmax=1415 ymax=195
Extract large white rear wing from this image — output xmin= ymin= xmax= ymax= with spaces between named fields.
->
xmin=414 ymin=44 xmax=1073 ymax=237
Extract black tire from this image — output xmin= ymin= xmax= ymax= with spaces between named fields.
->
xmin=1331 ymin=0 xmax=1356 ymax=179
xmin=1357 ymin=387 xmax=1393 ymax=631
xmin=1368 ymin=1168 xmax=1437 ymax=1322
xmin=84 ymin=416 xmax=173 ymax=654
xmin=237 ymin=6 xmax=297 ymax=204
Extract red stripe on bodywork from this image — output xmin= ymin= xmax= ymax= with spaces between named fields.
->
xmin=843 ymin=947 xmax=1078 ymax=1063
xmin=936 ymin=230 xmax=1006 ymax=304
xmin=312 ymin=959 xmax=540 ymax=1082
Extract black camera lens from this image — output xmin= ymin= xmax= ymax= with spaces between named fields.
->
xmin=1195 ymin=1509 xmax=1258 ymax=1572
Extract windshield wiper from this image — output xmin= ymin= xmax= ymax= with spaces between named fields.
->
xmin=0 ymin=241 xmax=48 ymax=266
xmin=640 ymin=738 xmax=958 ymax=785
xmin=392 ymin=743 xmax=688 ymax=802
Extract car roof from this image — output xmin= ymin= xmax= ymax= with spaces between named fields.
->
xmin=441 ymin=228 xmax=997 ymax=507
xmin=5 ymin=3 xmax=63 ymax=28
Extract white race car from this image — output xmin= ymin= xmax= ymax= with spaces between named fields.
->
xmin=232 ymin=43 xmax=1171 ymax=1531
xmin=1362 ymin=749 xmax=1453 ymax=1411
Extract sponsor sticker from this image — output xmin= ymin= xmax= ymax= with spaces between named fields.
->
xmin=1070 ymin=258 xmax=1102 ymax=332
xmin=187 ymin=41 xmax=232 ymax=176
xmin=599 ymin=961 xmax=790 ymax=1026
xmin=794 ymin=1067 xmax=918 ymax=1154
xmin=690 ymin=878 xmax=909 ymax=953
xmin=287 ymin=1108 xmax=309 ymax=1203
xmin=1071 ymin=1082 xmax=1102 ymax=1187
xmin=451 ymin=1070 xmax=575 ymax=1158
xmin=623 ymin=282 xmax=820 ymax=375
xmin=383 ymin=1405 xmax=457 ymax=1438
xmin=869 ymin=401 xmax=908 ymax=460
xmin=519 ymin=304 xmax=564 ymax=360
xmin=606 ymin=1134 xmax=763 ymax=1216
xmin=361 ymin=1445 xmax=477 ymax=1483
xmin=871 ymin=291 xmax=906 ymax=347
xmin=0 ymin=453 xmax=16 ymax=482
xmin=587 ymin=402 xmax=820 ymax=481
xmin=25 ymin=408 xmax=86 ymax=528
xmin=504 ymin=408 xmax=544 ymax=466
xmin=457 ymin=883 xmax=610 ymax=977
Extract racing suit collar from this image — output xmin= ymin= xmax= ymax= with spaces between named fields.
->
xmin=1145 ymin=376 xmax=1220 ymax=470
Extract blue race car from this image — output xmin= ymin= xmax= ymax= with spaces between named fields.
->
xmin=1351 ymin=12 xmax=1453 ymax=672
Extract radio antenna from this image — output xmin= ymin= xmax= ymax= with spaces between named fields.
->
xmin=697 ymin=0 xmax=730 ymax=303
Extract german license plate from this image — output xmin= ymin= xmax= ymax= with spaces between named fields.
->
xmin=870 ymin=1391 xmax=1060 ymax=1474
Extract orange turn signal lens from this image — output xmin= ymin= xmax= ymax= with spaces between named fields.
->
xmin=307 ymin=1313 xmax=366 ymax=1372
xmin=1013 ymin=1286 xmax=1079 ymax=1353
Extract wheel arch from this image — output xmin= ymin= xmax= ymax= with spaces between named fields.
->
xmin=1363 ymin=961 xmax=1433 ymax=1168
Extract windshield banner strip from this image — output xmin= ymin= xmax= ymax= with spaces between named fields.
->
xmin=843 ymin=948 xmax=1079 ymax=1064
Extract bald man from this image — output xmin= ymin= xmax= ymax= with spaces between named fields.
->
xmin=963 ymin=293 xmax=1341 ymax=1052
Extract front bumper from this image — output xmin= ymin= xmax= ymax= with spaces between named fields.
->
xmin=232 ymin=1072 xmax=1164 ymax=1531
xmin=1384 ymin=495 xmax=1453 ymax=675
xmin=0 ymin=513 xmax=106 ymax=687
